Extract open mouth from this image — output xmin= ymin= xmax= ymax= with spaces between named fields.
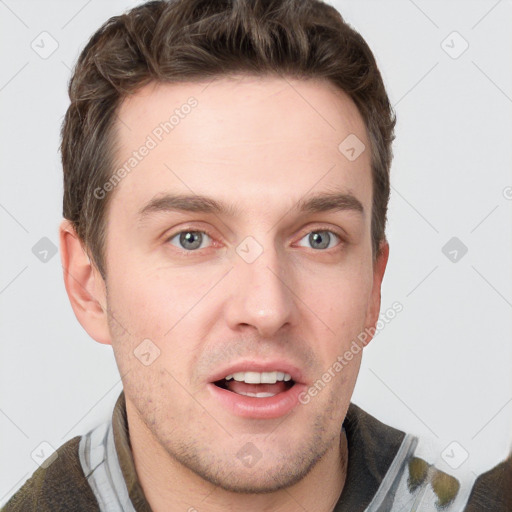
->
xmin=213 ymin=372 xmax=296 ymax=398
xmin=208 ymin=369 xmax=305 ymax=418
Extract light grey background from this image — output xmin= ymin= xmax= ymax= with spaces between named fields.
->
xmin=1 ymin=0 xmax=511 ymax=505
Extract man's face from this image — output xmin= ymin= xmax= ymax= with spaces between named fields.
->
xmin=100 ymin=75 xmax=384 ymax=492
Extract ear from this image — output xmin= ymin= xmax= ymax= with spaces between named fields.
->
xmin=59 ymin=219 xmax=112 ymax=345
xmin=362 ymin=240 xmax=390 ymax=346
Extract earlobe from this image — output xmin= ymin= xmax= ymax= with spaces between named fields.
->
xmin=363 ymin=241 xmax=390 ymax=345
xmin=59 ymin=219 xmax=112 ymax=345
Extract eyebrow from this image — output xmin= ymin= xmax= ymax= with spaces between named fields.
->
xmin=137 ymin=190 xmax=364 ymax=220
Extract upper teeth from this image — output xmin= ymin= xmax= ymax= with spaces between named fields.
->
xmin=224 ymin=371 xmax=292 ymax=384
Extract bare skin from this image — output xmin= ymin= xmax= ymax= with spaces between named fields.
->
xmin=60 ymin=74 xmax=389 ymax=512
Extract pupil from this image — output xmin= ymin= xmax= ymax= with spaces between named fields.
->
xmin=310 ymin=231 xmax=330 ymax=250
xmin=180 ymin=231 xmax=202 ymax=250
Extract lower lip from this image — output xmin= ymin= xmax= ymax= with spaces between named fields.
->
xmin=207 ymin=382 xmax=307 ymax=419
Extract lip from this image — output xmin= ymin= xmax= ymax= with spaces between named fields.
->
xmin=208 ymin=359 xmax=305 ymax=385
xmin=206 ymin=359 xmax=306 ymax=419
xmin=207 ymin=380 xmax=307 ymax=419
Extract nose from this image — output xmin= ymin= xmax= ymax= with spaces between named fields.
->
xmin=224 ymin=238 xmax=297 ymax=337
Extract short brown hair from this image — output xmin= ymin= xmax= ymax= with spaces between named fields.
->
xmin=61 ymin=0 xmax=396 ymax=278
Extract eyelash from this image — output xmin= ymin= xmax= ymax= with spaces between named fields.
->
xmin=165 ymin=225 xmax=345 ymax=254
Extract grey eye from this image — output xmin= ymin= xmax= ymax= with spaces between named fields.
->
xmin=297 ymin=230 xmax=340 ymax=250
xmin=169 ymin=231 xmax=211 ymax=251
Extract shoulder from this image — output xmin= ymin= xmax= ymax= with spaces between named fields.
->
xmin=1 ymin=435 xmax=99 ymax=512
xmin=341 ymin=404 xmax=508 ymax=511
xmin=464 ymin=454 xmax=512 ymax=511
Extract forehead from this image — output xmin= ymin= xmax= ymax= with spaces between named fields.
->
xmin=111 ymin=75 xmax=372 ymax=217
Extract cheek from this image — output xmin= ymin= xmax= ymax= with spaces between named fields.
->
xmin=106 ymin=259 xmax=222 ymax=343
xmin=104 ymin=264 xmax=168 ymax=347
xmin=297 ymin=263 xmax=373 ymax=370
xmin=303 ymin=263 xmax=372 ymax=326
xmin=106 ymin=270 xmax=200 ymax=391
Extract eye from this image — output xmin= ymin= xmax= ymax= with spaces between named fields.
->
xmin=168 ymin=230 xmax=212 ymax=251
xmin=296 ymin=230 xmax=341 ymax=250
xmin=166 ymin=228 xmax=341 ymax=252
